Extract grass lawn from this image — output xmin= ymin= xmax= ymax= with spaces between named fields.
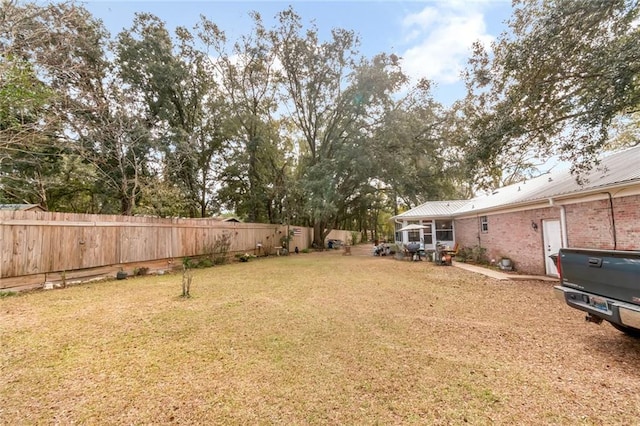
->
xmin=2 ymin=246 xmax=640 ymax=424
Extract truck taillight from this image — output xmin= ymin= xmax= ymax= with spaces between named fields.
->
xmin=556 ymin=254 xmax=562 ymax=280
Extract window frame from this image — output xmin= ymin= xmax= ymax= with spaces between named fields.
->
xmin=422 ymin=222 xmax=433 ymax=245
xmin=480 ymin=216 xmax=488 ymax=233
xmin=435 ymin=220 xmax=454 ymax=242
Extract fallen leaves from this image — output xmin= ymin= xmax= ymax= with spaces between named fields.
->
xmin=2 ymin=246 xmax=640 ymax=424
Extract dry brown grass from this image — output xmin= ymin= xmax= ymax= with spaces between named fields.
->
xmin=2 ymin=246 xmax=640 ymax=425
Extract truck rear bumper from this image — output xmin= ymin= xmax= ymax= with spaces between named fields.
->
xmin=619 ymin=307 xmax=640 ymax=329
xmin=554 ymin=286 xmax=640 ymax=330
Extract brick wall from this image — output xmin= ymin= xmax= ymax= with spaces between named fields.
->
xmin=565 ymin=194 xmax=640 ymax=250
xmin=453 ymin=194 xmax=640 ymax=275
xmin=455 ymin=207 xmax=556 ymax=275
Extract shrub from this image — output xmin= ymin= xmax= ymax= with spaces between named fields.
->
xmin=456 ymin=247 xmax=471 ymax=262
xmin=457 ymin=246 xmax=489 ymax=264
xmin=238 ymin=253 xmax=256 ymax=262
xmin=197 ymin=258 xmax=214 ymax=268
xmin=471 ymin=245 xmax=489 ymax=264
xmin=203 ymin=232 xmax=233 ymax=266
xmin=213 ymin=233 xmax=232 ymax=264
xmin=183 ymin=257 xmax=196 ymax=269
xmin=183 ymin=256 xmax=215 ymax=269
xmin=277 ymin=230 xmax=295 ymax=252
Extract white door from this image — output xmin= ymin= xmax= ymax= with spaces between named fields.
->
xmin=542 ymin=219 xmax=562 ymax=276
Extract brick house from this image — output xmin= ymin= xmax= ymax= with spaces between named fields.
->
xmin=392 ymin=146 xmax=640 ymax=276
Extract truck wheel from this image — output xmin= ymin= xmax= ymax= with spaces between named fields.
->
xmin=609 ymin=322 xmax=640 ymax=338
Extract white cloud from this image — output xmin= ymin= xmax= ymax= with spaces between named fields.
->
xmin=399 ymin=3 xmax=495 ymax=85
xmin=402 ymin=8 xmax=440 ymax=37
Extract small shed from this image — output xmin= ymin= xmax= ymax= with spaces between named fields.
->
xmin=0 ymin=204 xmax=45 ymax=212
xmin=211 ymin=216 xmax=241 ymax=223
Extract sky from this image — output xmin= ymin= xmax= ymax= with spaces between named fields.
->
xmin=77 ymin=0 xmax=514 ymax=106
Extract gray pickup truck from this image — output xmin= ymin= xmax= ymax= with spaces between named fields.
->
xmin=553 ymin=248 xmax=640 ymax=337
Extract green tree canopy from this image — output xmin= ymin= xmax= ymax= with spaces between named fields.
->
xmin=465 ymin=0 xmax=640 ymax=181
xmin=2 ymin=1 xmax=476 ymax=240
xmin=272 ymin=8 xmax=419 ymax=245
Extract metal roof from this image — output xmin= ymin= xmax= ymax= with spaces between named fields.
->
xmin=394 ymin=145 xmax=640 ymax=219
xmin=393 ymin=200 xmax=470 ymax=219
xmin=457 ymin=145 xmax=640 ymax=214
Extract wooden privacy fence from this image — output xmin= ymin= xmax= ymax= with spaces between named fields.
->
xmin=0 ymin=211 xmax=357 ymax=292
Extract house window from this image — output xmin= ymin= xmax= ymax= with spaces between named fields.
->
xmin=435 ymin=220 xmax=453 ymax=242
xmin=480 ymin=216 xmax=488 ymax=233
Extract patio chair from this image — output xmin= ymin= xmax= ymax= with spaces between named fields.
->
xmin=437 ymin=243 xmax=459 ymax=265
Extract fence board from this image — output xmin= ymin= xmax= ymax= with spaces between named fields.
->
xmin=0 ymin=273 xmax=47 ymax=290
xmin=0 ymin=211 xmax=361 ymax=291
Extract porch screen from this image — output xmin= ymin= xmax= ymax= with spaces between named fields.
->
xmin=423 ymin=223 xmax=433 ymax=244
xmin=407 ymin=221 xmax=420 ymax=242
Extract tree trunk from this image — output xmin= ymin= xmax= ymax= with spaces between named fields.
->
xmin=313 ymin=221 xmax=331 ymax=250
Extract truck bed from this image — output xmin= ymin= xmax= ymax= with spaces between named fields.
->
xmin=559 ymin=248 xmax=640 ymax=304
xmin=554 ymin=248 xmax=640 ymax=335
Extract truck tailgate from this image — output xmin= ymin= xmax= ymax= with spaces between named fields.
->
xmin=560 ymin=248 xmax=640 ymax=304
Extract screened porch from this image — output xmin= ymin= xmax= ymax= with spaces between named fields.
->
xmin=394 ymin=219 xmax=455 ymax=251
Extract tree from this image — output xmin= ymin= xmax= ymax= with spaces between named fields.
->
xmin=465 ymin=0 xmax=640 ymax=180
xmin=0 ymin=0 xmax=134 ymax=212
xmin=272 ymin=8 xmax=408 ymax=246
xmin=0 ymin=55 xmax=59 ymax=206
xmin=446 ymin=89 xmax=549 ymax=192
xmin=0 ymin=2 xmax=471 ymax=226
xmin=117 ymin=14 xmax=230 ymax=217
xmin=372 ymin=79 xmax=465 ymax=210
xmin=200 ymin=12 xmax=290 ymax=223
xmin=74 ymin=81 xmax=154 ymax=215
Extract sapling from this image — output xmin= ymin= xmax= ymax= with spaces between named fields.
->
xmin=181 ymin=265 xmax=193 ymax=297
